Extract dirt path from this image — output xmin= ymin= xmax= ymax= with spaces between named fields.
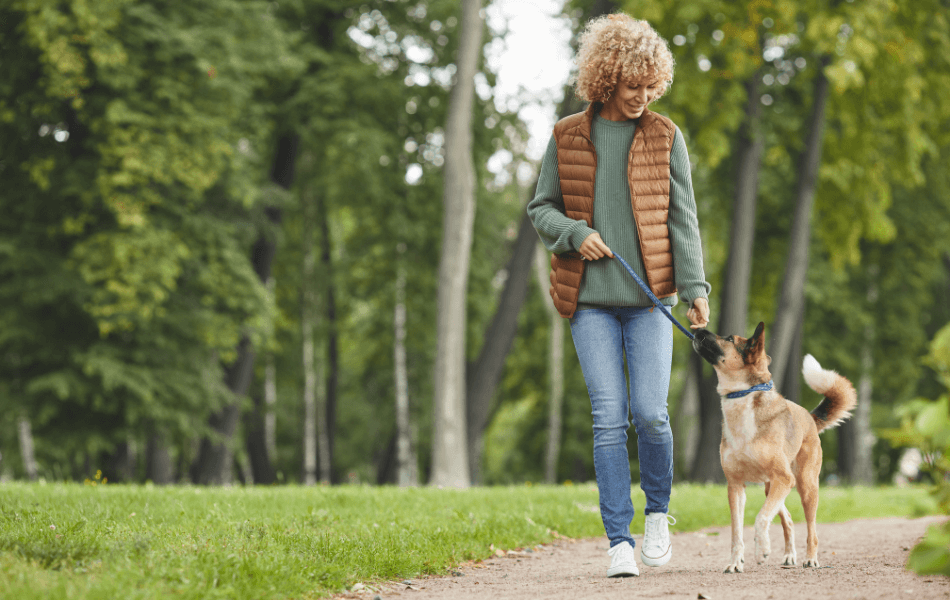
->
xmin=342 ymin=516 xmax=949 ymax=600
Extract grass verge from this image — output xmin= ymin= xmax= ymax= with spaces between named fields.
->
xmin=0 ymin=482 xmax=938 ymax=599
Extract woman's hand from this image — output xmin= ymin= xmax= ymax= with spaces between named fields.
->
xmin=687 ymin=297 xmax=710 ymax=329
xmin=579 ymin=232 xmax=613 ymax=261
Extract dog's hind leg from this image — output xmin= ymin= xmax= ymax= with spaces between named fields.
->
xmin=798 ymin=471 xmax=820 ymax=567
xmin=724 ymin=481 xmax=746 ymax=573
xmin=764 ymin=482 xmax=797 ymax=566
xmin=778 ymin=503 xmax=796 ymax=565
xmin=755 ymin=474 xmax=793 ymax=564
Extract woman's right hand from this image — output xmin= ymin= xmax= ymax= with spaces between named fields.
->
xmin=579 ymin=232 xmax=613 ymax=261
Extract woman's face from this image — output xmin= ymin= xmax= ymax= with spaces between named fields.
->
xmin=601 ymin=79 xmax=659 ymax=121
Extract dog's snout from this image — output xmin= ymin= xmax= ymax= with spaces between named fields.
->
xmin=692 ymin=328 xmax=724 ymax=365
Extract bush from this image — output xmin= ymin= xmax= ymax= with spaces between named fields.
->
xmin=882 ymin=323 xmax=950 ymax=576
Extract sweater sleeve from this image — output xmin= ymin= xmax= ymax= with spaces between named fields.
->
xmin=668 ymin=127 xmax=712 ymax=306
xmin=526 ymin=134 xmax=598 ymax=254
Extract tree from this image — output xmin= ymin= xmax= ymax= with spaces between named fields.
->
xmin=464 ymin=0 xmax=616 ymax=483
xmin=767 ymin=55 xmax=829 ymax=391
xmin=0 ymin=0 xmax=296 ymax=481
xmin=430 ymin=0 xmax=485 ymax=488
xmin=533 ymin=245 xmax=566 ymax=483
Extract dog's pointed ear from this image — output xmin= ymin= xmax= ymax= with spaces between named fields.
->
xmin=745 ymin=322 xmax=766 ymax=362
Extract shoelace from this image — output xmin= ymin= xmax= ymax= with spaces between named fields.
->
xmin=644 ymin=514 xmax=676 ymax=548
xmin=608 ymin=542 xmax=634 ymax=558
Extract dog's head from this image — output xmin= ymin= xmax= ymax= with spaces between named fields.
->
xmin=692 ymin=322 xmax=772 ymax=390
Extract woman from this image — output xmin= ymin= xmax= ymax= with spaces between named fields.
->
xmin=527 ymin=13 xmax=711 ymax=578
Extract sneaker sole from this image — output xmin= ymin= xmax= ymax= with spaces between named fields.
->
xmin=640 ymin=547 xmax=671 ymax=567
xmin=607 ymin=565 xmax=639 ymax=577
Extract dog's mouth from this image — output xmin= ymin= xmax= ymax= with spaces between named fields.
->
xmin=692 ymin=329 xmax=724 ymax=365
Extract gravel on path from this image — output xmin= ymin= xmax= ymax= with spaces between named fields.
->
xmin=338 ymin=516 xmax=949 ymax=600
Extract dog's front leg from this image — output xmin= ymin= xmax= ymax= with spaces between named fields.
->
xmin=724 ymin=482 xmax=746 ymax=573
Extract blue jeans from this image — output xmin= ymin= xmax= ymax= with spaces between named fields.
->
xmin=569 ymin=306 xmax=674 ymax=549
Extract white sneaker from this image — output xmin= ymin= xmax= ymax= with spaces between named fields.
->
xmin=606 ymin=541 xmax=639 ymax=577
xmin=641 ymin=513 xmax=676 ymax=567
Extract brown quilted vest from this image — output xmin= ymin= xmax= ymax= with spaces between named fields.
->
xmin=548 ymin=103 xmax=677 ymax=319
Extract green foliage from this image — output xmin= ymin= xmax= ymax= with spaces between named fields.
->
xmin=1 ymin=0 xmax=949 ymax=490
xmin=0 ymin=0 xmax=297 ymax=470
xmin=0 ymin=483 xmax=937 ymax=599
xmin=880 ymin=323 xmax=950 ymax=576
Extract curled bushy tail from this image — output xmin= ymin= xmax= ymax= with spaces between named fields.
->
xmin=802 ymin=354 xmax=857 ymax=433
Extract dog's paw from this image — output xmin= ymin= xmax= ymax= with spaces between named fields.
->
xmin=803 ymin=558 xmax=820 ymax=568
xmin=754 ymin=534 xmax=770 ymax=564
xmin=782 ymin=551 xmax=797 ymax=566
xmin=724 ymin=561 xmax=744 ymax=574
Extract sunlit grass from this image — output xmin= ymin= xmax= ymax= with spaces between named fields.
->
xmin=0 ymin=482 xmax=937 ymax=599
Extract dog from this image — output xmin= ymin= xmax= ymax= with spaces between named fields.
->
xmin=692 ymin=322 xmax=856 ymax=573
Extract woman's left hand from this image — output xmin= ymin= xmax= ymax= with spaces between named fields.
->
xmin=687 ymin=298 xmax=710 ymax=329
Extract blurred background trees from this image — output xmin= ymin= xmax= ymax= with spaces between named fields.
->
xmin=1 ymin=0 xmax=948 ymax=487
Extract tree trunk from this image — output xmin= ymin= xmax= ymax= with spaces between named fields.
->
xmin=673 ymin=355 xmax=700 ymax=477
xmin=691 ymin=72 xmax=765 ymax=483
xmin=465 ymin=209 xmax=539 ymax=482
xmin=852 ymin=324 xmax=875 ymax=483
xmin=316 ymin=341 xmax=331 ymax=483
xmin=689 ymin=354 xmax=727 ymax=482
xmin=18 ymin=414 xmax=38 ymax=481
xmin=191 ymin=337 xmax=256 ymax=485
xmin=191 ymin=134 xmax=297 ymax=484
xmin=244 ymin=272 xmax=278 ymax=485
xmin=781 ymin=301 xmax=805 ymax=403
xmin=430 ymin=0 xmax=484 ymax=488
xmin=718 ymin=74 xmax=765 ymax=338
xmin=245 ymin=389 xmax=276 ymax=484
xmin=145 ymin=431 xmax=174 ymax=484
xmin=265 ymin=355 xmax=277 ymax=463
xmin=532 ymin=244 xmax=565 ymax=483
xmin=264 ymin=276 xmax=278 ymax=461
xmin=302 ymin=196 xmax=318 ymax=486
xmin=104 ymin=439 xmax=136 ymax=483
xmin=394 ymin=253 xmax=419 ymax=486
xmin=463 ymin=1 xmax=616 ymax=484
xmin=768 ymin=57 xmax=831 ymax=390
xmin=839 ymin=267 xmax=877 ymax=484
xmin=317 ymin=193 xmax=338 ymax=482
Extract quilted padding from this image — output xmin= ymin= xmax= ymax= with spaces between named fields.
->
xmin=548 ymin=104 xmax=677 ymax=318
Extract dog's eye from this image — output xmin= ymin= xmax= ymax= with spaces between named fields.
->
xmin=725 ymin=336 xmax=734 ymax=342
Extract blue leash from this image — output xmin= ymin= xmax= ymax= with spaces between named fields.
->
xmin=611 ymin=252 xmax=695 ymax=340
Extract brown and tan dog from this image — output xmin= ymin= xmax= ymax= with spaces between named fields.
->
xmin=692 ymin=322 xmax=857 ymax=573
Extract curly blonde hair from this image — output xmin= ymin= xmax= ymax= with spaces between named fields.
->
xmin=574 ymin=13 xmax=674 ymax=103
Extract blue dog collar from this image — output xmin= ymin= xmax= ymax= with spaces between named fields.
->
xmin=726 ymin=380 xmax=774 ymax=399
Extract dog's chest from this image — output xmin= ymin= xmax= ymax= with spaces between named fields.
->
xmin=721 ymin=398 xmax=761 ymax=481
xmin=722 ymin=398 xmax=757 ymax=448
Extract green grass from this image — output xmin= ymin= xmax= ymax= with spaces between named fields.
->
xmin=0 ymin=482 xmax=938 ymax=599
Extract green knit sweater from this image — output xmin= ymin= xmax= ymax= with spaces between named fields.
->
xmin=527 ymin=112 xmax=711 ymax=311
